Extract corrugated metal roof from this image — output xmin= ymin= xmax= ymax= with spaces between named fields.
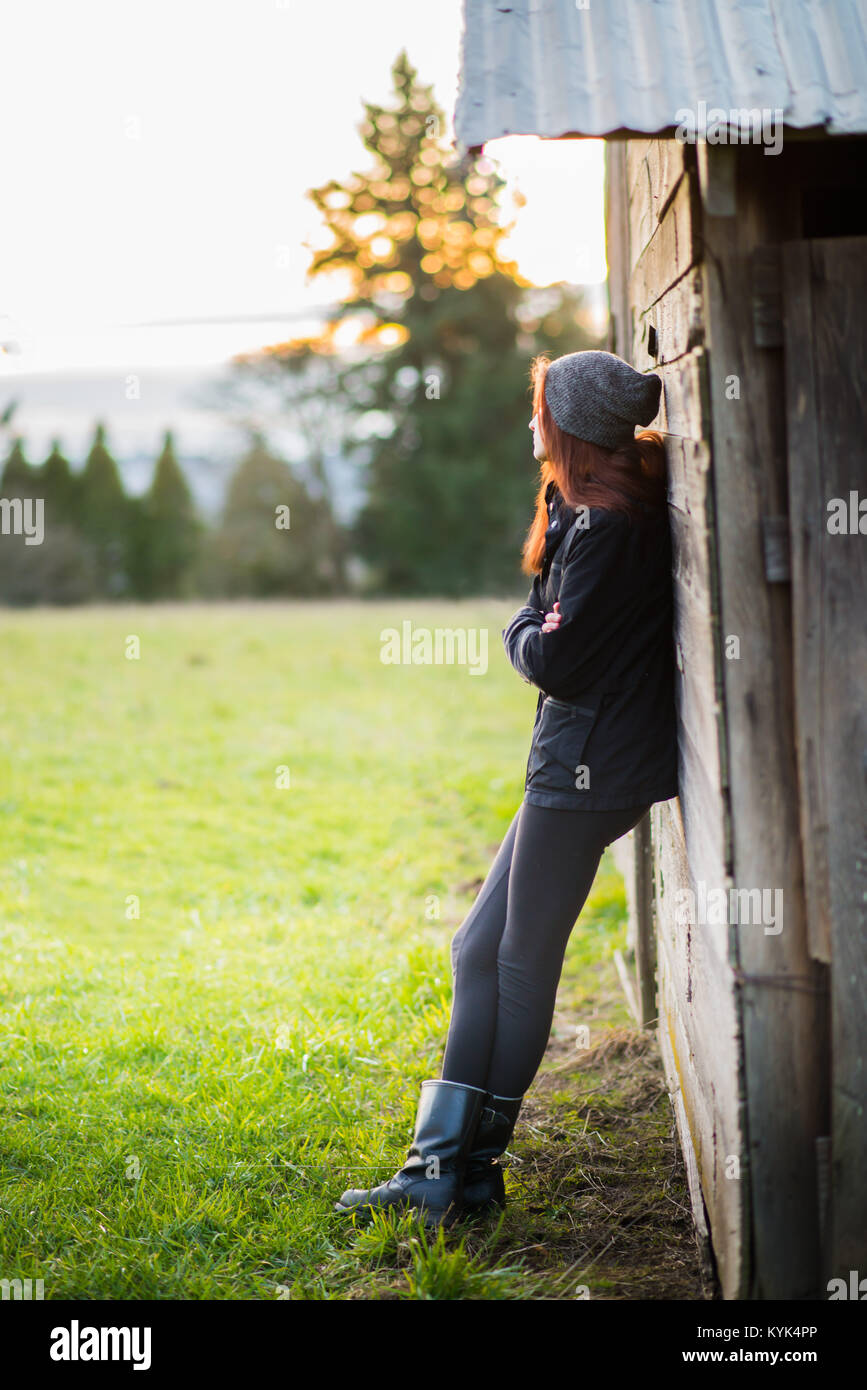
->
xmin=454 ymin=0 xmax=867 ymax=149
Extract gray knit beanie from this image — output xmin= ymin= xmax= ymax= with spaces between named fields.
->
xmin=543 ymin=350 xmax=662 ymax=450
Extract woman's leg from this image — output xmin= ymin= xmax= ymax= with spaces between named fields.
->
xmin=439 ymin=804 xmax=523 ymax=1090
xmin=483 ymin=801 xmax=650 ymax=1098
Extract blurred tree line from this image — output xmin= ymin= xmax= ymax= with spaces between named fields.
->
xmin=0 ymin=426 xmax=338 ymax=604
xmin=0 ymin=50 xmax=601 ymax=606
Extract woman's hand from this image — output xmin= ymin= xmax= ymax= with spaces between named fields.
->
xmin=541 ymin=600 xmax=563 ymax=634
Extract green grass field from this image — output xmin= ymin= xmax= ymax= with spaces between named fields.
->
xmin=0 ymin=600 xmax=702 ymax=1300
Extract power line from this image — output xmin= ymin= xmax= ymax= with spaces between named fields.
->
xmin=116 ymin=306 xmax=340 ymax=329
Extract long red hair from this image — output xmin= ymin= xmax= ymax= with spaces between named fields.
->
xmin=522 ymin=354 xmax=667 ymax=576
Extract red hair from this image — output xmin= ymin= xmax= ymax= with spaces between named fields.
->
xmin=522 ymin=354 xmax=667 ymax=576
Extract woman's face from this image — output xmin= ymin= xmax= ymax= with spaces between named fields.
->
xmin=530 ymin=412 xmax=547 ymax=462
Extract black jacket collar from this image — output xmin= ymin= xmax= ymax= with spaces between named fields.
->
xmin=543 ymin=481 xmax=574 ymax=561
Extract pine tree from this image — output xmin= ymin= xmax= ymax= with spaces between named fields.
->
xmin=1 ymin=436 xmax=39 ymax=496
xmin=226 ymin=343 xmax=352 ymax=593
xmin=306 ymin=49 xmax=522 ymax=328
xmin=129 ymin=430 xmax=201 ymax=598
xmin=213 ymin=432 xmax=339 ymax=597
xmin=226 ymin=50 xmax=600 ymax=596
xmin=77 ymin=422 xmax=131 ymax=596
xmin=0 ymin=437 xmax=96 ymax=605
xmin=301 ymin=50 xmax=599 ymax=594
xmin=41 ymin=439 xmax=80 ymax=521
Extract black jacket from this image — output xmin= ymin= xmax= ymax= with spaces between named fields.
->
xmin=502 ymin=482 xmax=679 ymax=810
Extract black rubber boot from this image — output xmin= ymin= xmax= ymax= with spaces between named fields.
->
xmin=460 ymin=1093 xmax=523 ymax=1213
xmin=334 ymin=1080 xmax=486 ymax=1228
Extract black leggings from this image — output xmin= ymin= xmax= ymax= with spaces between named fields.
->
xmin=440 ymin=798 xmax=651 ymax=1098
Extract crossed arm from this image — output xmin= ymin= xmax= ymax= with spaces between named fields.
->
xmin=501 ymin=510 xmax=629 ymax=700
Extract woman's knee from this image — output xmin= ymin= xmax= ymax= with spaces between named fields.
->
xmin=451 ymin=924 xmax=499 ymax=981
xmin=495 ymin=948 xmax=556 ymax=1014
xmin=449 ymin=854 xmax=513 ymax=978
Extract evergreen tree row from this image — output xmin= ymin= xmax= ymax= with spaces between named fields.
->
xmin=0 ymin=425 xmax=342 ymax=605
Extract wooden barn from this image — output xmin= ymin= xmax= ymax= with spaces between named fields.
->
xmin=455 ymin=0 xmax=867 ymax=1300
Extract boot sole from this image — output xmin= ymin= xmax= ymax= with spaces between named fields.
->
xmin=333 ymin=1197 xmax=461 ymax=1228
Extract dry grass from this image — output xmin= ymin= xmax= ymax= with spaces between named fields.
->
xmin=475 ymin=1014 xmax=719 ymax=1299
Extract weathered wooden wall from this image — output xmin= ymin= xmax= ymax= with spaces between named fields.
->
xmin=603 ymin=132 xmax=867 ymax=1299
xmin=605 ymin=137 xmax=746 ymax=1298
xmin=698 ymin=142 xmax=829 ymax=1298
xmin=781 ymin=234 xmax=867 ymax=1281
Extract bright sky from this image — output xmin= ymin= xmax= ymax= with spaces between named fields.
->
xmin=0 ymin=0 xmax=607 ymax=376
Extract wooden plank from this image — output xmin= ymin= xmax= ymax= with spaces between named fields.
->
xmin=613 ymin=947 xmax=641 ymax=1024
xmin=604 ymin=141 xmax=631 ymax=362
xmin=781 ymin=235 xmax=867 ymax=1279
xmin=669 ymin=486 xmax=719 ymax=651
xmin=655 ymin=797 xmax=738 ymax=1108
xmin=626 ymin=138 xmax=687 ymax=274
xmin=629 ymin=173 xmax=699 ymax=312
xmin=671 ymin=512 xmax=729 ymax=852
xmin=656 ymin=791 xmax=736 ymax=1054
xmin=752 ymin=246 xmax=784 ymax=348
xmin=666 ymin=433 xmax=732 ymax=902
xmin=672 ymin=600 xmax=726 ymax=809
xmin=644 ymin=139 xmax=687 ymax=223
xmin=625 ymin=139 xmax=653 ymax=201
xmin=658 ymin=972 xmax=719 ymax=1190
xmin=665 ymin=1049 xmax=714 ymax=1281
xmin=632 ymin=813 xmax=656 ymax=1026
xmin=658 ymin=969 xmax=742 ymax=1291
xmin=655 ymin=798 xmax=747 ymax=1300
xmin=656 ymin=865 xmax=734 ymax=1058
xmin=609 ymin=831 xmax=636 ymax=949
xmin=654 ymin=348 xmax=710 ymax=441
xmin=665 ymin=435 xmax=712 ymax=524
xmin=782 ymin=246 xmax=831 ymax=964
xmin=674 ymin=748 xmax=728 ymax=919
xmin=697 ymin=142 xmax=738 ymax=217
xmin=623 ymin=149 xmax=744 ymax=1287
xmin=627 ymin=159 xmax=655 ymax=281
xmin=656 ymin=910 xmax=740 ymax=1163
xmin=633 ymin=267 xmax=704 ymax=371
xmin=624 ymin=141 xmax=747 ymax=1293
xmin=701 ymin=168 xmax=830 ymax=1297
xmin=670 ymin=502 xmax=713 ymax=613
xmin=608 ymin=816 xmax=658 ymax=1030
xmin=626 ymin=138 xmax=686 ymax=214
